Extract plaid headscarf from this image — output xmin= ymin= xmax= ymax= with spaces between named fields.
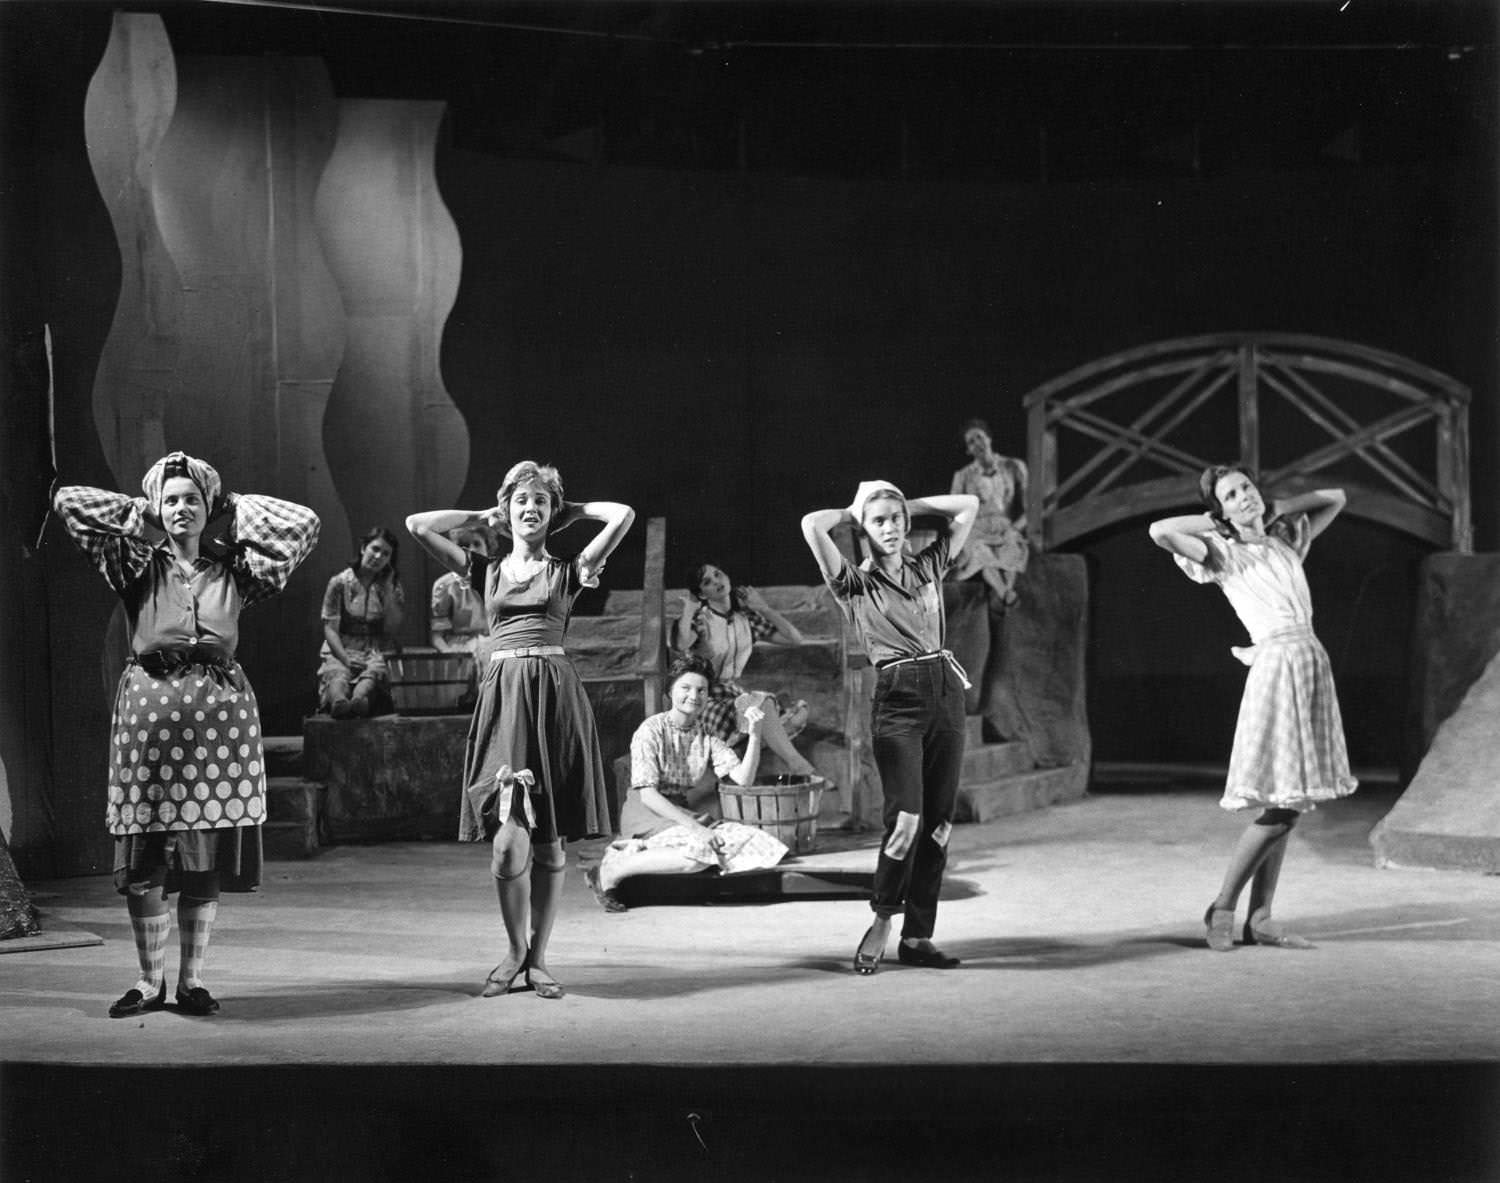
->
xmin=141 ymin=451 xmax=222 ymax=515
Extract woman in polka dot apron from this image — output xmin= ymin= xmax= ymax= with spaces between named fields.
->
xmin=1149 ymin=466 xmax=1356 ymax=952
xmin=407 ymin=461 xmax=633 ymax=1000
xmin=53 ymin=452 xmax=320 ymax=1017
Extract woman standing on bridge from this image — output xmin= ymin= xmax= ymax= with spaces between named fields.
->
xmin=801 ymin=481 xmax=978 ymax=975
xmin=53 ymin=451 xmax=320 ymax=1017
xmin=406 ymin=462 xmax=633 ymax=1000
xmin=1149 ymin=466 xmax=1356 ymax=951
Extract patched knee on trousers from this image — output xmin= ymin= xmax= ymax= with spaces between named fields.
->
xmin=931 ymin=821 xmax=952 ymax=848
xmin=884 ymin=811 xmax=921 ymax=859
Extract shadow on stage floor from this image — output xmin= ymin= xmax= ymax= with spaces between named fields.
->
xmin=4 ymin=1061 xmax=1498 ymax=1182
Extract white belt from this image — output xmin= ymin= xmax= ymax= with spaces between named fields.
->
xmin=876 ymin=648 xmax=972 ymax=690
xmin=490 ymin=645 xmax=566 ymax=663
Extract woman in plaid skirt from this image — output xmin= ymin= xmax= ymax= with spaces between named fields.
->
xmin=53 ymin=452 xmax=320 ymax=1016
xmin=1149 ymin=465 xmax=1357 ymax=952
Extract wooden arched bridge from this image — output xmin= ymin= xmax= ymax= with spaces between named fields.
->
xmin=1023 ymin=334 xmax=1472 ymax=553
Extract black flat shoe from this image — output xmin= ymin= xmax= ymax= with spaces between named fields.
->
xmin=174 ymin=985 xmax=221 ymax=1016
xmin=109 ymin=982 xmax=166 ymax=1018
xmin=897 ymin=942 xmax=961 ymax=969
xmin=853 ymin=926 xmax=884 ymax=976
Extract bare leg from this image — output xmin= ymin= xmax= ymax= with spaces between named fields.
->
xmin=855 ymin=913 xmax=892 ymax=975
xmin=598 ymin=847 xmax=705 ymax=893
xmin=1205 ymin=808 xmax=1298 ymax=950
xmin=1245 ymin=831 xmax=1314 ymax=948
xmin=757 ymin=708 xmax=816 ymax=777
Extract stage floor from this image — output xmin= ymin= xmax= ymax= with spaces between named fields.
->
xmin=4 ymin=784 xmax=1499 ymax=1181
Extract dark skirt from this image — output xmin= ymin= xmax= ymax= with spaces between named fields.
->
xmin=460 ymin=653 xmax=613 ymax=843
xmin=112 ymin=826 xmax=264 ymax=895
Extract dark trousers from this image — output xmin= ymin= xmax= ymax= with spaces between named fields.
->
xmin=869 ymin=657 xmax=966 ymax=939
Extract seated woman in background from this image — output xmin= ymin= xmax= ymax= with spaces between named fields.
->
xmin=318 ymin=525 xmax=404 ymax=718
xmin=586 ymin=655 xmax=787 ymax=912
xmin=948 ymin=418 xmax=1028 ymax=611
xmin=673 ymin=561 xmax=817 ymax=780
xmin=428 ymin=522 xmax=496 ymax=655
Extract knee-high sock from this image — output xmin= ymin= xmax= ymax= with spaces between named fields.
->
xmin=126 ymin=893 xmax=171 ymax=993
xmin=493 ymin=864 xmax=531 ymax=965
xmin=529 ymin=858 xmax=565 ymax=966
xmin=177 ymin=898 xmax=218 ymax=990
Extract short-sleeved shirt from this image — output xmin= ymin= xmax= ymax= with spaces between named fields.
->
xmin=1174 ymin=514 xmax=1314 ymax=644
xmin=630 ymin=711 xmax=741 ymax=794
xmin=321 ymin=567 xmax=404 ymax=638
xmin=430 ymin=570 xmax=485 ymax=638
xmin=52 ymin=486 xmax=321 ymax=657
xmin=682 ymin=601 xmax=776 ymax=683
xmin=826 ymin=534 xmax=953 ymax=666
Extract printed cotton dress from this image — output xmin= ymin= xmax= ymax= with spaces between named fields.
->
xmin=1174 ymin=513 xmax=1359 ymax=812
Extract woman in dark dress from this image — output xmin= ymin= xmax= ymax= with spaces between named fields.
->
xmin=407 ymin=461 xmax=633 ymax=999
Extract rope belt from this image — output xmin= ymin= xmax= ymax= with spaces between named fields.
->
xmin=875 ymin=648 xmax=972 ymax=690
xmin=490 ymin=645 xmax=566 ymax=663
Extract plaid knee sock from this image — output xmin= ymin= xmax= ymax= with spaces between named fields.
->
xmin=130 ymin=912 xmax=171 ymax=994
xmin=177 ymin=899 xmax=218 ymax=991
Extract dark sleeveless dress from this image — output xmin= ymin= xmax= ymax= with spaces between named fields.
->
xmin=458 ymin=555 xmax=613 ymax=843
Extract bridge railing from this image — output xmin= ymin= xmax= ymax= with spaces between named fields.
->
xmin=1024 ymin=334 xmax=1471 ymax=553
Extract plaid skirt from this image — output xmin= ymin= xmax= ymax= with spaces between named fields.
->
xmin=1221 ymin=628 xmax=1358 ymax=813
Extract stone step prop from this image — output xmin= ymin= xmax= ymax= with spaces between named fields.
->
xmin=962 ymin=740 xmax=1033 ymax=783
xmin=1371 ymin=646 xmax=1500 ymax=872
xmin=263 ymin=777 xmax=324 ymax=859
xmin=262 ymin=735 xmax=305 ymax=780
xmin=302 ymin=715 xmax=468 ymax=844
xmin=953 ymin=762 xmax=1090 ymax=824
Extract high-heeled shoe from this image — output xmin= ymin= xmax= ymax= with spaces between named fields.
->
xmin=1244 ymin=912 xmax=1315 ymax=949
xmin=481 ymin=956 xmax=530 ymax=997
xmin=853 ymin=926 xmax=884 ymax=976
xmin=1204 ymin=904 xmax=1236 ymax=952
